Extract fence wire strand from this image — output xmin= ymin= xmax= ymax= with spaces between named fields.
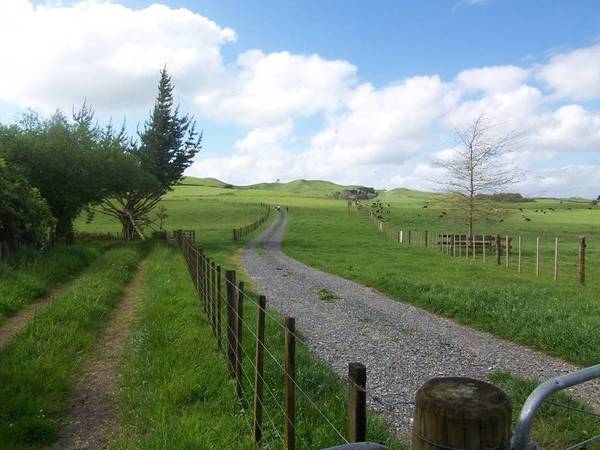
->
xmin=176 ymin=232 xmax=350 ymax=448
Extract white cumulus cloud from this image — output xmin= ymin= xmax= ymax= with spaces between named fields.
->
xmin=537 ymin=45 xmax=600 ymax=101
xmin=0 ymin=0 xmax=235 ymax=111
xmin=194 ymin=50 xmax=357 ymax=127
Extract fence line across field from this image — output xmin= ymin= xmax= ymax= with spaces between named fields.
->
xmin=174 ymin=229 xmax=368 ymax=449
xmin=355 ymin=202 xmax=594 ymax=286
xmin=233 ymin=203 xmax=272 ymax=241
xmin=174 ymin=215 xmax=600 ymax=450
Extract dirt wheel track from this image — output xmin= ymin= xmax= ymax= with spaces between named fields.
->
xmin=54 ymin=263 xmax=145 ymax=450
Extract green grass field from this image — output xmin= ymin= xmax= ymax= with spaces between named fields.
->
xmin=114 ymin=242 xmax=400 ymax=449
xmin=0 ymin=244 xmax=142 ymax=448
xmin=0 ymin=243 xmax=102 ymax=325
xmin=15 ymin=178 xmax=593 ymax=448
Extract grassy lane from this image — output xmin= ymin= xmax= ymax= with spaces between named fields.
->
xmin=114 ymin=243 xmax=253 ymax=449
xmin=283 ymin=205 xmax=600 ymax=367
xmin=0 ymin=244 xmax=142 ymax=449
xmin=115 ymin=241 xmax=403 ymax=449
xmin=0 ymin=243 xmax=102 ymax=324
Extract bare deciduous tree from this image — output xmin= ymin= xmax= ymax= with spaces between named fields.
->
xmin=435 ymin=114 xmax=523 ymax=236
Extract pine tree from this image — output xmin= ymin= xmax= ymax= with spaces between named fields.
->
xmin=100 ymin=68 xmax=202 ymax=239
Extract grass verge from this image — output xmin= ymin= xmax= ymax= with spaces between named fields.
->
xmin=0 ymin=244 xmax=141 ymax=449
xmin=0 ymin=243 xmax=102 ymax=324
xmin=115 ymin=241 xmax=403 ymax=449
xmin=490 ymin=372 xmax=600 ymax=449
xmin=114 ymin=243 xmax=252 ymax=449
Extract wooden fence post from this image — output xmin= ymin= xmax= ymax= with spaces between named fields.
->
xmin=284 ymin=317 xmax=296 ymax=450
xmin=424 ymin=231 xmax=428 ymax=248
xmin=494 ymin=234 xmax=501 ymax=265
xmin=505 ymin=235 xmax=510 ymax=268
xmin=579 ymin=236 xmax=586 ymax=285
xmin=412 ymin=377 xmax=512 ymax=450
xmin=347 ymin=362 xmax=367 ymax=443
xmin=225 ymin=270 xmax=237 ymax=376
xmin=217 ymin=265 xmax=222 ymax=349
xmin=408 ymin=230 xmax=412 ymax=245
xmin=483 ymin=235 xmax=486 ymax=262
xmin=536 ymin=237 xmax=540 ymax=277
xmin=254 ymin=295 xmax=266 ymax=444
xmin=236 ymin=281 xmax=244 ymax=402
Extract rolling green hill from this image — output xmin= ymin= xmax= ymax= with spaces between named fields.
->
xmin=180 ymin=177 xmax=375 ymax=197
xmin=180 ymin=176 xmax=229 ymax=188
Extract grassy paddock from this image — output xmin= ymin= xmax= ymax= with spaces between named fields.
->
xmin=0 ymin=243 xmax=101 ymax=324
xmin=74 ymin=181 xmax=600 ymax=447
xmin=0 ymin=244 xmax=142 ymax=449
xmin=114 ymin=243 xmax=254 ymax=449
xmin=284 ymin=204 xmax=600 ymax=367
xmin=112 ymin=224 xmax=401 ymax=448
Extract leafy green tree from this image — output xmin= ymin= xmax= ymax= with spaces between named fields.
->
xmin=0 ymin=158 xmax=55 ymax=250
xmin=100 ymin=68 xmax=201 ymax=239
xmin=0 ymin=107 xmax=145 ymax=242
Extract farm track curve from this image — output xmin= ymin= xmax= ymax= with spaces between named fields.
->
xmin=241 ymin=210 xmax=600 ymax=438
xmin=55 ymin=262 xmax=145 ymax=450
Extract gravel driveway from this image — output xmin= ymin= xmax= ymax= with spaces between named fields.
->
xmin=241 ymin=210 xmax=599 ymax=438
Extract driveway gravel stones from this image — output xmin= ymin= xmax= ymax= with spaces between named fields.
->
xmin=241 ymin=210 xmax=600 ymax=439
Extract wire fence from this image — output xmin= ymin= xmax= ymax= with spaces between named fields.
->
xmin=172 ymin=220 xmax=599 ymax=450
xmin=233 ymin=203 xmax=272 ymax=241
xmin=355 ymin=202 xmax=598 ymax=287
xmin=173 ymin=229 xmax=373 ymax=449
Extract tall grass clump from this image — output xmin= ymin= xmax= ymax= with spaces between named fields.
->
xmin=114 ymin=243 xmax=253 ymax=449
xmin=0 ymin=243 xmax=102 ymax=323
xmin=0 ymin=244 xmax=141 ymax=449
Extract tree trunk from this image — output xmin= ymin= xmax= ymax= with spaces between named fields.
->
xmin=55 ymin=217 xmax=74 ymax=244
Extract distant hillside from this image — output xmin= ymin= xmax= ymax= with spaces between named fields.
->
xmin=180 ymin=177 xmax=230 ymax=188
xmin=181 ymin=177 xmax=376 ymax=198
xmin=237 ymin=179 xmax=370 ymax=196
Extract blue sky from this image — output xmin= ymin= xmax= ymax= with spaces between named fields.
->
xmin=3 ymin=0 xmax=600 ymax=196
